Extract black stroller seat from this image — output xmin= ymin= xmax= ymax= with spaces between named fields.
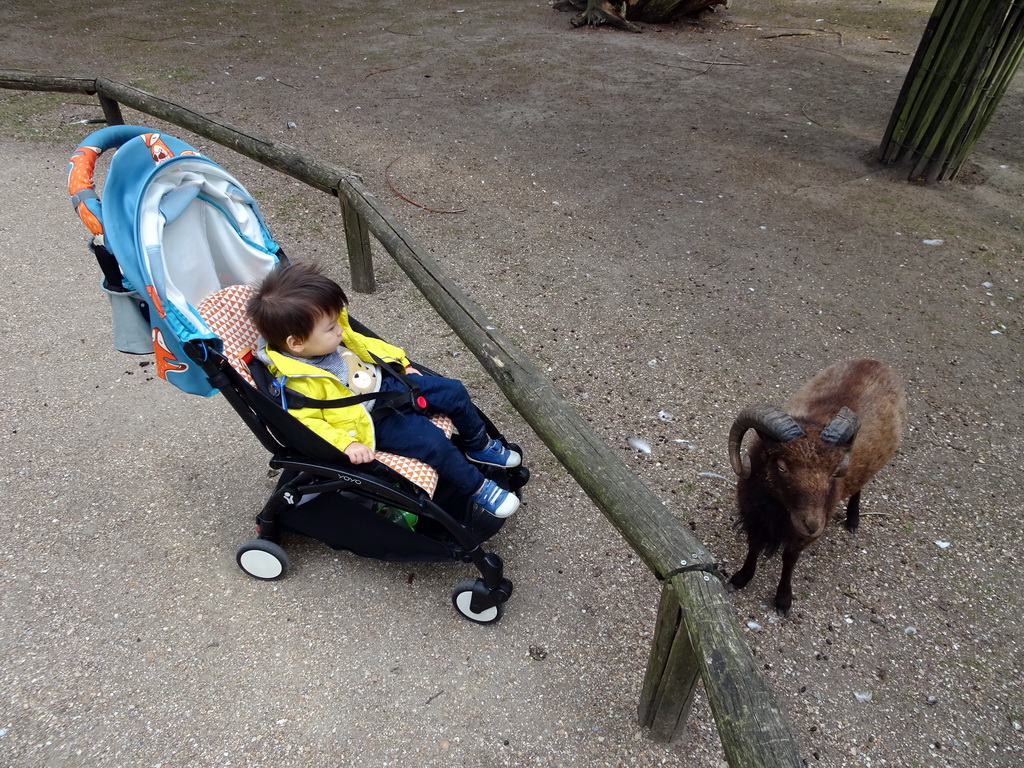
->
xmin=193 ymin=284 xmax=528 ymax=624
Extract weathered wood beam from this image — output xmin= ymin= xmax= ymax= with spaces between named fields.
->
xmin=0 ymin=71 xmax=97 ymax=94
xmin=671 ymin=571 xmax=802 ymax=768
xmin=93 ymin=77 xmax=343 ymax=194
xmin=336 ymin=170 xmax=713 ymax=579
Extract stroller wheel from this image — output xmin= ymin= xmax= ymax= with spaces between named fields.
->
xmin=506 ymin=465 xmax=530 ymax=492
xmin=451 ymin=579 xmax=506 ymax=625
xmin=237 ymin=539 xmax=290 ymax=580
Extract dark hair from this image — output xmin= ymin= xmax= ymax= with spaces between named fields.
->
xmin=246 ymin=262 xmax=349 ymax=349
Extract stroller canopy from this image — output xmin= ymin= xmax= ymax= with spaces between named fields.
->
xmin=69 ymin=125 xmax=281 ymax=396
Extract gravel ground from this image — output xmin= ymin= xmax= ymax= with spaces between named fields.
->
xmin=2 ymin=1 xmax=1023 ymax=766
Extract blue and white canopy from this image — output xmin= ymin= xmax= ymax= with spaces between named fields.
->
xmin=70 ymin=126 xmax=281 ymax=395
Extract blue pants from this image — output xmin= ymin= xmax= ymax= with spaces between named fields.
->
xmin=373 ymin=372 xmax=489 ymax=496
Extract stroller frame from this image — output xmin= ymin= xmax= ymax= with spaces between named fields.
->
xmin=69 ymin=125 xmax=528 ymax=623
xmin=190 ymin=334 xmax=528 ymax=623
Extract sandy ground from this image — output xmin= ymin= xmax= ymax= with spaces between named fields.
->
xmin=1 ymin=1 xmax=1022 ymax=766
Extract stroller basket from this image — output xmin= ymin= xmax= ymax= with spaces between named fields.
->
xmin=68 ymin=126 xmax=528 ymax=623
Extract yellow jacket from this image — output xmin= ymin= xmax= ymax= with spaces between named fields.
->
xmin=261 ymin=308 xmax=410 ymax=452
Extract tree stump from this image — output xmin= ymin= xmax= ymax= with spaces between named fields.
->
xmin=553 ymin=0 xmax=727 ymax=33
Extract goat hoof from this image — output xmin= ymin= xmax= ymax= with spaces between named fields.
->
xmin=728 ymin=577 xmax=749 ymax=591
xmin=774 ymin=594 xmax=793 ymax=617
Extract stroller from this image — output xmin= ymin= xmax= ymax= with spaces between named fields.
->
xmin=68 ymin=125 xmax=529 ymax=624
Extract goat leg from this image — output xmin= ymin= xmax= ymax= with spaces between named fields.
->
xmin=844 ymin=491 xmax=862 ymax=534
xmin=774 ymin=541 xmax=802 ymax=616
xmin=729 ymin=541 xmax=760 ymax=590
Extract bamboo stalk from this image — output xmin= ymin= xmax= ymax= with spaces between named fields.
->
xmin=929 ymin=0 xmax=1022 ymax=179
xmin=911 ymin=1 xmax=1010 ymax=180
xmin=880 ymin=0 xmax=963 ymax=163
xmin=879 ymin=8 xmax=941 ymax=160
xmin=945 ymin=3 xmax=1024 ymax=177
xmin=903 ymin=0 xmax=988 ymax=176
xmin=881 ymin=0 xmax=1024 ymax=181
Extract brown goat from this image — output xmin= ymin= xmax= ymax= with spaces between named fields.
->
xmin=727 ymin=359 xmax=907 ymax=615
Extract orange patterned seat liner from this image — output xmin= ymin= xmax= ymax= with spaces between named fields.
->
xmin=196 ymin=284 xmax=453 ymax=497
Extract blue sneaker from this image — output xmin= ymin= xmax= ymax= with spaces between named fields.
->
xmin=465 ymin=439 xmax=522 ymax=468
xmin=471 ymin=480 xmax=520 ymax=518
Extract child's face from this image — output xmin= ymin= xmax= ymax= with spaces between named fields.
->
xmin=286 ymin=311 xmax=342 ymax=358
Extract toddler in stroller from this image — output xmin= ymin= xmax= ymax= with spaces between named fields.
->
xmin=246 ymin=261 xmax=522 ymax=519
xmin=68 ymin=125 xmax=529 ymax=623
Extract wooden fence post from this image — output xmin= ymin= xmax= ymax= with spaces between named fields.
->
xmin=671 ymin=571 xmax=803 ymax=768
xmin=638 ymin=581 xmax=701 ymax=742
xmin=339 ymin=193 xmax=375 ymax=293
xmin=98 ymin=95 xmax=124 ymax=126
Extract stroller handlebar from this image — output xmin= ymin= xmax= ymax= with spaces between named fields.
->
xmin=67 ymin=125 xmax=177 ymax=235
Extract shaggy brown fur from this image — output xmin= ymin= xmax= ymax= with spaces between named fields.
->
xmin=728 ymin=360 xmax=907 ymax=615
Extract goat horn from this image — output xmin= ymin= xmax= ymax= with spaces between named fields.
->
xmin=820 ymin=406 xmax=860 ymax=445
xmin=728 ymin=406 xmax=805 ymax=478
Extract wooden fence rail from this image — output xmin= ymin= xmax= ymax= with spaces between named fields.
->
xmin=0 ymin=70 xmax=802 ymax=766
